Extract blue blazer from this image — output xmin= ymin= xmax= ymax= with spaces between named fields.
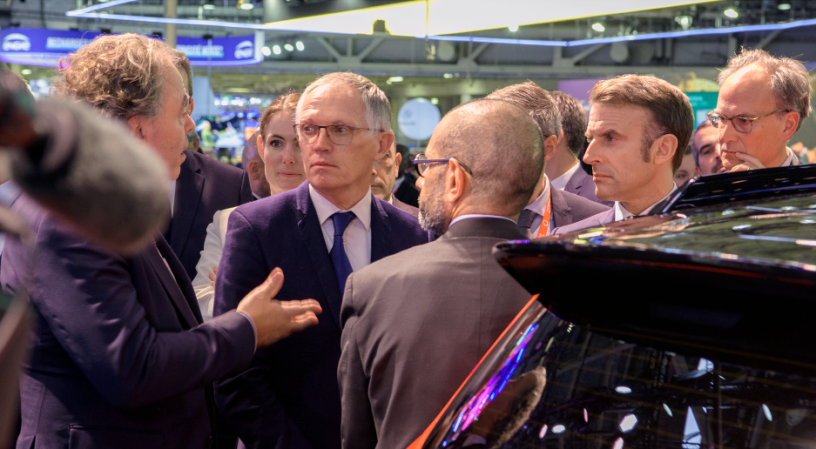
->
xmin=1 ymin=196 xmax=256 ymax=449
xmin=167 ymin=150 xmax=253 ymax=280
xmin=213 ymin=182 xmax=428 ymax=449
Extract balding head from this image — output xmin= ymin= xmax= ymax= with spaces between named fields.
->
xmin=418 ymin=99 xmax=544 ymax=234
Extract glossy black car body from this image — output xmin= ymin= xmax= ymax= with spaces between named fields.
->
xmin=419 ymin=165 xmax=816 ymax=449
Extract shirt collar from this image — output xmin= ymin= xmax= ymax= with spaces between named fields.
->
xmin=449 ymin=214 xmax=517 ymax=227
xmin=0 ymin=180 xmax=21 ymax=207
xmin=550 ymin=164 xmax=580 ymax=190
xmin=309 ymin=184 xmax=372 ymax=231
xmin=614 ymin=183 xmax=677 ymax=222
xmin=524 ymin=175 xmax=551 ymax=216
xmin=387 ymin=196 xmax=394 ymax=205
xmin=782 ymin=147 xmax=798 ymax=167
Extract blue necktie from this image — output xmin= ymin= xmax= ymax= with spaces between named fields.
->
xmin=330 ymin=212 xmax=356 ymax=293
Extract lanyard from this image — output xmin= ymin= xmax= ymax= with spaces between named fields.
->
xmin=536 ymin=193 xmax=553 ymax=238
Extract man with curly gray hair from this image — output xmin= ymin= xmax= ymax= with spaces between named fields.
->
xmin=709 ymin=48 xmax=812 ymax=172
xmin=8 ymin=33 xmax=323 ymax=449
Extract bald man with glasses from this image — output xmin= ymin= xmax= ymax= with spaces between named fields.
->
xmin=710 ymin=49 xmax=812 ymax=172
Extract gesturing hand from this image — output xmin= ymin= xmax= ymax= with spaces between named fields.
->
xmin=237 ymin=268 xmax=322 ymax=348
xmin=729 ymin=152 xmax=766 ymax=172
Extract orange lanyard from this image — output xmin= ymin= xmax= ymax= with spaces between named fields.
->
xmin=536 ymin=193 xmax=553 ymax=238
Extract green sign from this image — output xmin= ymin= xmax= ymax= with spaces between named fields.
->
xmin=685 ymin=92 xmax=719 ymax=126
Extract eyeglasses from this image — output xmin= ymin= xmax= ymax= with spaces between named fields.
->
xmin=707 ymin=109 xmax=789 ymax=133
xmin=293 ymin=124 xmax=379 ymax=145
xmin=411 ymin=153 xmax=473 ymax=177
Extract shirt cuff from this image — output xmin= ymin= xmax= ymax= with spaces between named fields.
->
xmin=236 ymin=310 xmax=258 ymax=352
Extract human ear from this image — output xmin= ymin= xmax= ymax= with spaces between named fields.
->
xmin=782 ymin=111 xmax=800 ymax=141
xmin=126 ymin=115 xmax=149 ymax=140
xmin=256 ymin=134 xmax=266 ymax=160
xmin=374 ymin=131 xmax=395 ymax=161
xmin=444 ymin=159 xmax=468 ymax=204
xmin=543 ymin=135 xmax=557 ymax=163
xmin=652 ymin=134 xmax=678 ymax=166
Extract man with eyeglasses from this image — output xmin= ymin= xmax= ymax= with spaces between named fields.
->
xmin=213 ymin=72 xmax=427 ymax=449
xmin=709 ymin=49 xmax=811 ymax=172
xmin=338 ymin=99 xmax=540 ymax=449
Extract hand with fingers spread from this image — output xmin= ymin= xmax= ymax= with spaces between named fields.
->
xmin=237 ymin=267 xmax=322 ymax=348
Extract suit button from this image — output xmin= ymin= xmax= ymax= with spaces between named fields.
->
xmin=205 ymin=436 xmax=215 ymax=448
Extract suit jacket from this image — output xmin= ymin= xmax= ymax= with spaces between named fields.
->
xmin=550 ymin=188 xmax=611 ymax=230
xmin=393 ymin=174 xmax=420 ymax=208
xmin=0 ymin=196 xmax=255 ymax=449
xmin=167 ymin=151 xmax=253 ymax=280
xmin=552 ymin=208 xmax=617 ymax=235
xmin=391 ymin=196 xmax=419 ymax=217
xmin=563 ymin=166 xmax=614 ymax=207
xmin=338 ymin=217 xmax=533 ymax=449
xmin=192 ymin=207 xmax=237 ymax=322
xmin=213 ymin=182 xmax=428 ymax=449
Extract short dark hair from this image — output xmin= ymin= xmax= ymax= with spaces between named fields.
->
xmin=589 ymin=75 xmax=693 ymax=172
xmin=690 ymin=119 xmax=713 ymax=168
xmin=396 ymin=143 xmax=411 ymax=177
xmin=486 ymin=81 xmax=561 ymax=139
xmin=433 ymin=99 xmax=544 ymax=214
xmin=551 ymin=91 xmax=587 ymax=159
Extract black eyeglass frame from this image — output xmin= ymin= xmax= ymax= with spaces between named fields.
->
xmin=411 ymin=154 xmax=473 ymax=177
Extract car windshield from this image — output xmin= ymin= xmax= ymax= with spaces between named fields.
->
xmin=425 ymin=300 xmax=816 ymax=449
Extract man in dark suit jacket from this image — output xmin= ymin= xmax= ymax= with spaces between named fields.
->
xmin=339 ymin=99 xmax=542 ymax=449
xmin=168 ymin=150 xmax=253 ymax=280
xmin=486 ymin=83 xmax=610 ymax=237
xmin=214 ymin=73 xmax=428 ymax=449
xmin=372 ymin=142 xmax=419 ymax=217
xmin=0 ymin=34 xmax=321 ymax=449
xmin=553 ymin=75 xmax=694 ymax=235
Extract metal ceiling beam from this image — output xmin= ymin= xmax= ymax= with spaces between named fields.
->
xmin=756 ymin=30 xmax=782 ymax=50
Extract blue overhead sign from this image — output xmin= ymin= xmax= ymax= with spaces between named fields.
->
xmin=0 ymin=28 xmax=263 ymax=67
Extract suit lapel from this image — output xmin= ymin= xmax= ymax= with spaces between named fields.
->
xmin=169 ymin=153 xmax=204 ymax=256
xmin=370 ymin=197 xmax=391 ymax=264
xmin=549 ymin=188 xmax=572 ymax=229
xmin=295 ymin=184 xmax=343 ymax=332
xmin=145 ymin=236 xmax=200 ymax=329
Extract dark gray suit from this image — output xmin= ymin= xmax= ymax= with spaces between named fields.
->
xmin=552 ymin=208 xmax=616 ymax=235
xmin=338 ymin=217 xmax=533 ymax=449
xmin=563 ymin=167 xmax=613 ymax=207
xmin=550 ymin=188 xmax=610 ymax=229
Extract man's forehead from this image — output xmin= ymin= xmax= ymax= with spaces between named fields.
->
xmin=718 ymin=65 xmax=775 ymax=112
xmin=587 ymin=102 xmax=646 ymax=132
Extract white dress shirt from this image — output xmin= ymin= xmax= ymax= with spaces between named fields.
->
xmin=520 ymin=175 xmax=553 ymax=237
xmin=782 ymin=147 xmax=800 ymax=167
xmin=449 ymin=214 xmax=517 ymax=227
xmin=309 ymin=184 xmax=372 ymax=273
xmin=168 ymin=180 xmax=177 ymax=217
xmin=613 ymin=183 xmax=678 ymax=222
xmin=550 ymin=163 xmax=580 ymax=190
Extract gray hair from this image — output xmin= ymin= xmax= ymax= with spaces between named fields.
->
xmin=719 ymin=49 xmax=812 ymax=131
xmin=486 ymin=81 xmax=561 ymax=139
xmin=296 ymin=72 xmax=391 ymax=137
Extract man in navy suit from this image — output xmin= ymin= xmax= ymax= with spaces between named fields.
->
xmin=1 ymin=34 xmax=322 ymax=449
xmin=169 ymin=54 xmax=254 ymax=280
xmin=214 ymin=72 xmax=428 ymax=449
xmin=554 ymin=75 xmax=693 ymax=235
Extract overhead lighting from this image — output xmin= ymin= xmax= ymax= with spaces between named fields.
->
xmin=262 ymin=46 xmax=271 ymax=56
xmin=663 ymin=403 xmax=674 ymax=417
xmin=443 ymin=73 xmax=453 ymax=79
xmin=20 ymin=69 xmax=31 ymax=75
xmin=202 ymin=3 xmax=215 ymax=9
xmin=538 ymin=424 xmax=548 ymax=439
xmin=762 ymin=404 xmax=773 ymax=421
xmin=615 ymin=385 xmax=632 ymax=394
xmin=619 ymin=414 xmax=638 ymax=433
xmin=508 ymin=24 xmax=519 ymax=32
xmin=592 ymin=22 xmax=605 ymax=32
xmin=552 ymin=424 xmax=566 ymax=434
xmin=295 ymin=40 xmax=305 ymax=51
xmin=778 ymin=3 xmax=791 ymax=10
xmin=284 ymin=43 xmax=294 ymax=51
xmin=430 ymin=97 xmax=438 ymax=105
xmin=387 ymin=76 xmax=404 ymax=84
xmin=612 ymin=437 xmax=625 ymax=449
xmin=272 ymin=44 xmax=282 ymax=55
xmin=675 ymin=15 xmax=692 ymax=30
xmin=239 ymin=2 xmax=254 ymax=10
xmin=724 ymin=8 xmax=738 ymax=18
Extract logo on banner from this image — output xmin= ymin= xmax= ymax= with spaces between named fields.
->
xmin=2 ymin=34 xmax=31 ymax=52
xmin=234 ymin=41 xmax=253 ymax=59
